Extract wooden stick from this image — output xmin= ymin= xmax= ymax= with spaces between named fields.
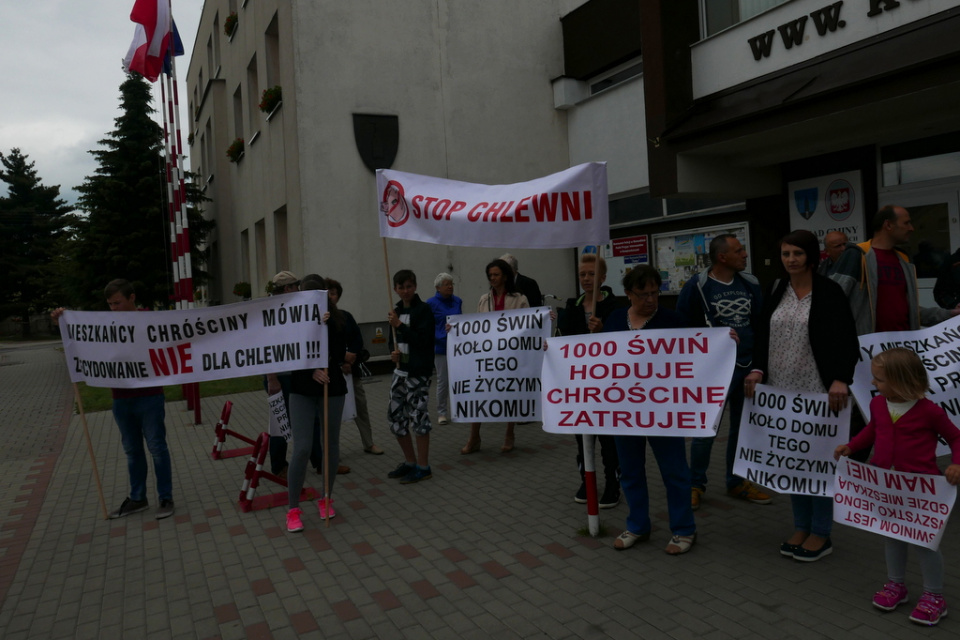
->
xmin=382 ymin=238 xmax=398 ymax=355
xmin=73 ymin=383 xmax=109 ymax=520
xmin=323 ymin=371 xmax=330 ymax=528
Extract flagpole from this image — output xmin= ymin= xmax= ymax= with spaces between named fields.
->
xmin=382 ymin=238 xmax=398 ymax=357
xmin=166 ymin=3 xmax=201 ymax=422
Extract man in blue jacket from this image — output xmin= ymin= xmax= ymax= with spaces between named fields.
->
xmin=677 ymin=234 xmax=771 ymax=510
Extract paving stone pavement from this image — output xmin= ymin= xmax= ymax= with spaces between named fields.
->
xmin=0 ymin=340 xmax=956 ymax=639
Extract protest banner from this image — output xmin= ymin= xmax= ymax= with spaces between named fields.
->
xmin=852 ymin=317 xmax=960 ymax=456
xmin=377 ymin=163 xmax=610 ymax=249
xmin=540 ymin=327 xmax=734 ymax=437
xmin=447 ymin=307 xmax=551 ymax=422
xmin=267 ymin=392 xmax=292 ymax=443
xmin=59 ymin=291 xmax=328 ymax=388
xmin=734 ymin=384 xmax=849 ymax=496
xmin=833 ymin=458 xmax=957 ymax=551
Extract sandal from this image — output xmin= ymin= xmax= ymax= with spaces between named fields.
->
xmin=614 ymin=530 xmax=650 ymax=550
xmin=460 ymin=439 xmax=481 ymax=455
xmin=665 ymin=533 xmax=697 ymax=555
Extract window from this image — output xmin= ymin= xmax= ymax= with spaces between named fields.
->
xmin=590 ymin=61 xmax=643 ymax=95
xmin=240 ymin=229 xmax=251 ymax=286
xmin=882 ymin=133 xmax=960 ymax=187
xmin=608 ymin=192 xmax=744 ymax=227
xmin=246 ymin=55 xmax=259 ymax=138
xmin=232 ymin=84 xmax=243 ymax=142
xmin=204 ymin=120 xmax=213 ymax=179
xmin=701 ymin=0 xmax=791 ymax=38
xmin=255 ymin=219 xmax=267 ymax=291
xmin=265 ymin=13 xmax=281 ymax=88
xmin=274 ymin=206 xmax=288 ymax=270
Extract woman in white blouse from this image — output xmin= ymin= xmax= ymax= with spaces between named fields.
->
xmin=744 ymin=230 xmax=859 ymax=562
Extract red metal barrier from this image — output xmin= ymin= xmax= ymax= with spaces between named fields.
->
xmin=210 ymin=401 xmax=256 ymax=459
xmin=237 ymin=433 xmax=317 ymax=513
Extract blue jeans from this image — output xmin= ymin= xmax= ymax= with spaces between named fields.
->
xmin=615 ymin=435 xmax=695 ymax=536
xmin=112 ymin=394 xmax=173 ymax=502
xmin=791 ymin=495 xmax=833 ymax=538
xmin=690 ymin=366 xmax=748 ymax=491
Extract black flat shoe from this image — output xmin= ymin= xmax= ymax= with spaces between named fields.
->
xmin=793 ymin=538 xmax=832 ymax=562
xmin=780 ymin=541 xmax=800 ymax=557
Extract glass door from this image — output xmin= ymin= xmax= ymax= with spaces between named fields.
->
xmin=886 ymin=189 xmax=960 ymax=308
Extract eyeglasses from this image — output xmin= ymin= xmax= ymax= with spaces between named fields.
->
xmin=628 ymin=289 xmax=660 ymax=301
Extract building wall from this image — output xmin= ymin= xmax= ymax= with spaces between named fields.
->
xmin=565 ymin=74 xmax=648 ymax=198
xmin=187 ymin=0 xmax=299 ymax=304
xmin=289 ymin=0 xmax=575 ymax=323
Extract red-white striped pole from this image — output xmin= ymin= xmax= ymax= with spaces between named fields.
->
xmin=583 ymin=435 xmax=600 ymax=536
xmin=159 ymin=77 xmax=181 ymax=307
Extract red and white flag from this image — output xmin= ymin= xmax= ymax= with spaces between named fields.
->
xmin=377 ymin=163 xmax=609 ymax=249
xmin=123 ymin=0 xmax=172 ymax=82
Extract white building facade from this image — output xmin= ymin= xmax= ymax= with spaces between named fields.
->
xmin=187 ymin=0 xmax=622 ymax=350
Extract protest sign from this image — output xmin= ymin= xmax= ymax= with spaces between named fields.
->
xmin=540 ymin=327 xmax=734 ymax=437
xmin=377 ymin=163 xmax=610 ymax=249
xmin=833 ymin=458 xmax=957 ymax=551
xmin=267 ymin=391 xmax=292 ymax=443
xmin=447 ymin=307 xmax=551 ymax=422
xmin=60 ymin=291 xmax=328 ymax=388
xmin=852 ymin=317 xmax=960 ymax=456
xmin=734 ymin=385 xmax=849 ymax=496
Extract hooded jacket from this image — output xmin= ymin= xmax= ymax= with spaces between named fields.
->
xmin=829 ymin=240 xmax=952 ymax=335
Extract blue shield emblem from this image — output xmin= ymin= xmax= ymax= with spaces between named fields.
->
xmin=794 ymin=188 xmax=818 ymax=220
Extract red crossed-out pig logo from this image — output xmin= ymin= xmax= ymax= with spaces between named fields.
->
xmin=380 ymin=180 xmax=409 ymax=227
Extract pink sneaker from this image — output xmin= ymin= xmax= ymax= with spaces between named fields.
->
xmin=286 ymin=507 xmax=304 ymax=533
xmin=318 ymin=497 xmax=336 ymax=520
xmin=872 ymin=581 xmax=908 ymax=611
xmin=909 ymin=592 xmax=948 ymax=626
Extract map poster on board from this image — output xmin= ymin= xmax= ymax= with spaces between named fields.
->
xmin=652 ymin=222 xmax=750 ymax=295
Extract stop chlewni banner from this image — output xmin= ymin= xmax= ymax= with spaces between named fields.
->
xmin=540 ymin=327 xmax=734 ymax=437
xmin=447 ymin=307 xmax=551 ymax=422
xmin=852 ymin=317 xmax=960 ymax=457
xmin=733 ymin=384 xmax=850 ymax=497
xmin=376 ymin=163 xmax=610 ymax=249
xmin=833 ymin=458 xmax=956 ymax=551
xmin=60 ymin=291 xmax=328 ymax=388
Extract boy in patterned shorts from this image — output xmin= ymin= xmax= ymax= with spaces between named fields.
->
xmin=386 ymin=270 xmax=435 ymax=483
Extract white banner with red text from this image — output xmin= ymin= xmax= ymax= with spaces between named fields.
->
xmin=376 ymin=163 xmax=610 ymax=248
xmin=733 ymin=385 xmax=850 ymax=496
xmin=540 ymin=327 xmax=735 ymax=437
xmin=447 ymin=307 xmax=551 ymax=422
xmin=852 ymin=317 xmax=960 ymax=457
xmin=60 ymin=291 xmax=328 ymax=388
xmin=833 ymin=458 xmax=956 ymax=551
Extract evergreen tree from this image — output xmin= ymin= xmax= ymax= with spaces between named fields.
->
xmin=71 ymin=73 xmax=213 ymax=309
xmin=0 ymin=148 xmax=74 ymax=331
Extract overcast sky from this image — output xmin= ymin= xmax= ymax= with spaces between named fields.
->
xmin=0 ymin=2 xmax=202 ymax=208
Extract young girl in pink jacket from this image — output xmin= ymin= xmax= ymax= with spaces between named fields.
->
xmin=836 ymin=348 xmax=960 ymax=626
